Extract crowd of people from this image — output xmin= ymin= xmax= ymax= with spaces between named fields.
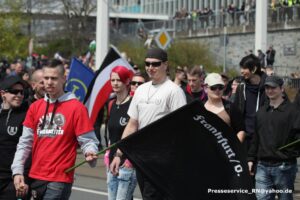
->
xmin=0 ymin=46 xmax=300 ymax=200
xmin=171 ymin=0 xmax=300 ymax=31
xmin=173 ymin=1 xmax=256 ymax=29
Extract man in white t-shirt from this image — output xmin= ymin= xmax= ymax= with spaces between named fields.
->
xmin=110 ymin=48 xmax=186 ymax=200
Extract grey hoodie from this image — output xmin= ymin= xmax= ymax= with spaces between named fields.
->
xmin=11 ymin=92 xmax=99 ymax=176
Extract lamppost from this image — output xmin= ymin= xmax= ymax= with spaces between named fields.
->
xmin=96 ymin=0 xmax=109 ymax=70
xmin=223 ymin=26 xmax=227 ymax=73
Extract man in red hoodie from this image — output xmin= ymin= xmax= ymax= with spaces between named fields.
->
xmin=12 ymin=59 xmax=99 ymax=200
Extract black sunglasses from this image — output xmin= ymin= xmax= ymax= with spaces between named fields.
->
xmin=130 ymin=81 xmax=144 ymax=86
xmin=209 ymin=85 xmax=225 ymax=91
xmin=145 ymin=61 xmax=162 ymax=67
xmin=5 ymin=89 xmax=24 ymax=95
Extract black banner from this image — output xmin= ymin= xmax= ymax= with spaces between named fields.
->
xmin=117 ymin=100 xmax=256 ymax=200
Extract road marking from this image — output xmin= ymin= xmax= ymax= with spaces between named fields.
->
xmin=72 ymin=186 xmax=142 ymax=200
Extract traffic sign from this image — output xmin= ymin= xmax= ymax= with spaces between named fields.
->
xmin=154 ymin=28 xmax=172 ymax=49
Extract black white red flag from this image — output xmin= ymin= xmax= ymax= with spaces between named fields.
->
xmin=117 ymin=100 xmax=256 ymax=200
xmin=84 ymin=47 xmax=134 ymax=124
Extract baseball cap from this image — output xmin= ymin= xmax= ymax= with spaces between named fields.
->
xmin=0 ymin=76 xmax=26 ymax=90
xmin=264 ymin=75 xmax=284 ymax=87
xmin=145 ymin=48 xmax=168 ymax=62
xmin=204 ymin=73 xmax=224 ymax=86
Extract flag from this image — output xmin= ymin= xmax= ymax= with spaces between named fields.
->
xmin=65 ymin=58 xmax=95 ymax=102
xmin=84 ymin=47 xmax=134 ymax=124
xmin=117 ymin=100 xmax=256 ymax=200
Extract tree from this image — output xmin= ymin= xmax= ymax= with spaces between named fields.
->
xmin=0 ymin=0 xmax=30 ymax=61
xmin=30 ymin=0 xmax=97 ymax=56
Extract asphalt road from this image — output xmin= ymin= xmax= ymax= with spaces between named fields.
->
xmin=69 ymin=153 xmax=142 ymax=200
xmin=69 ymin=126 xmax=300 ymax=200
xmin=70 ymin=153 xmax=300 ymax=200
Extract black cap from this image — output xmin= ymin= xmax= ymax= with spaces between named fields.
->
xmin=265 ymin=75 xmax=284 ymax=87
xmin=0 ymin=76 xmax=26 ymax=90
xmin=145 ymin=48 xmax=168 ymax=62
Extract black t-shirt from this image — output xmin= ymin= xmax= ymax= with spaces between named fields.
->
xmin=107 ymin=98 xmax=131 ymax=164
xmin=245 ymin=82 xmax=259 ymax=135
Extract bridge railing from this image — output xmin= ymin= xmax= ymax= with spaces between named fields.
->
xmin=116 ymin=6 xmax=300 ymax=38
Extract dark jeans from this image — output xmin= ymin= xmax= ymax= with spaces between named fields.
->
xmin=43 ymin=182 xmax=72 ymax=200
xmin=136 ymin=170 xmax=164 ymax=200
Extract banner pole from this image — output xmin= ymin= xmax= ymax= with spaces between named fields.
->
xmin=65 ymin=143 xmax=118 ymax=173
xmin=278 ymin=139 xmax=300 ymax=151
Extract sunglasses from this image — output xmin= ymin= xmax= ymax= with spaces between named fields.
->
xmin=5 ymin=89 xmax=24 ymax=95
xmin=130 ymin=81 xmax=144 ymax=86
xmin=209 ymin=85 xmax=225 ymax=91
xmin=145 ymin=61 xmax=162 ymax=67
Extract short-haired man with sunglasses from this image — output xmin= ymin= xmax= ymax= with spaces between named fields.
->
xmin=110 ymin=48 xmax=186 ymax=199
xmin=12 ymin=59 xmax=99 ymax=200
xmin=130 ymin=73 xmax=146 ymax=96
xmin=248 ymin=76 xmax=300 ymax=200
xmin=173 ymin=66 xmax=187 ymax=89
xmin=0 ymin=76 xmax=31 ymax=199
xmin=204 ymin=73 xmax=246 ymax=143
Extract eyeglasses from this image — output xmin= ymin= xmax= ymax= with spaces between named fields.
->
xmin=5 ymin=89 xmax=24 ymax=95
xmin=145 ymin=61 xmax=162 ymax=67
xmin=130 ymin=81 xmax=144 ymax=86
xmin=209 ymin=85 xmax=225 ymax=91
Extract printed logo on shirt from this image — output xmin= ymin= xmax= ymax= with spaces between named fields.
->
xmin=37 ymin=113 xmax=65 ymax=137
xmin=7 ymin=126 xmax=18 ymax=136
xmin=119 ymin=117 xmax=128 ymax=126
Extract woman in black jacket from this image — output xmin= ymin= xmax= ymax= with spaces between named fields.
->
xmin=0 ymin=76 xmax=30 ymax=200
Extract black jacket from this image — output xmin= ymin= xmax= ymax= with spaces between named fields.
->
xmin=0 ymin=106 xmax=28 ymax=180
xmin=248 ymin=99 xmax=300 ymax=162
xmin=223 ymin=99 xmax=245 ymax=135
xmin=184 ymin=85 xmax=207 ymax=104
xmin=233 ymin=73 xmax=267 ymax=136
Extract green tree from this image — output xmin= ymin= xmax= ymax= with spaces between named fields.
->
xmin=33 ymin=0 xmax=96 ymax=57
xmin=0 ymin=0 xmax=30 ymax=61
xmin=167 ymin=41 xmax=220 ymax=73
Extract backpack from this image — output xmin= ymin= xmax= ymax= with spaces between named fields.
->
xmin=104 ymin=98 xmax=116 ymax=147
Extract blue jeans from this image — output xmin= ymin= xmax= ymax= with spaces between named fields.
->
xmin=43 ymin=182 xmax=72 ymax=200
xmin=255 ymin=161 xmax=298 ymax=200
xmin=107 ymin=167 xmax=137 ymax=200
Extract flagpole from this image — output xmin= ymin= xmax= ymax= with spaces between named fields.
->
xmin=96 ymin=0 xmax=109 ymax=70
xmin=65 ymin=143 xmax=117 ymax=173
xmin=278 ymin=139 xmax=300 ymax=151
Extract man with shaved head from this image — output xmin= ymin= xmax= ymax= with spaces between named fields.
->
xmin=28 ymin=69 xmax=45 ymax=104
